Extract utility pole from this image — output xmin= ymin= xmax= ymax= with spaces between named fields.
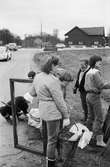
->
xmin=40 ymin=23 xmax=42 ymax=48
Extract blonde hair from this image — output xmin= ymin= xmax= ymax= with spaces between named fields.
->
xmin=33 ymin=51 xmax=60 ymax=74
xmin=59 ymin=71 xmax=73 ymax=82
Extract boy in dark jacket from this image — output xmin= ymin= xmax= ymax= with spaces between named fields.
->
xmin=73 ymin=59 xmax=90 ymax=121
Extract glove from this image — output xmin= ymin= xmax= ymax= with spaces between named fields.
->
xmin=73 ymin=88 xmax=77 ymax=94
xmin=63 ymin=118 xmax=70 ymax=128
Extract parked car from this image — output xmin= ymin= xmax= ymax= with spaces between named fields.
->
xmin=56 ymin=43 xmax=65 ymax=49
xmin=7 ymin=43 xmax=18 ymax=51
xmin=17 ymin=45 xmax=22 ymax=49
xmin=0 ymin=46 xmax=12 ymax=61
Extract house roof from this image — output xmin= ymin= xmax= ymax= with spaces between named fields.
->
xmin=81 ymin=27 xmax=105 ymax=36
xmin=65 ymin=26 xmax=105 ymax=36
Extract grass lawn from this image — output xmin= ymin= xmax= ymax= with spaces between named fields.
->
xmin=56 ymin=48 xmax=110 ymax=167
xmin=26 ymin=48 xmax=110 ymax=167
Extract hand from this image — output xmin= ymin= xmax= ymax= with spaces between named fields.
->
xmin=63 ymin=118 xmax=70 ymax=128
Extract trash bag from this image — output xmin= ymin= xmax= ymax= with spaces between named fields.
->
xmin=69 ymin=123 xmax=93 ymax=149
xmin=27 ymin=108 xmax=41 ymax=129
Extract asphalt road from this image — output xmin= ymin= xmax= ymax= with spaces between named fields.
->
xmin=0 ymin=48 xmax=43 ymax=166
xmin=0 ymin=48 xmax=41 ymax=104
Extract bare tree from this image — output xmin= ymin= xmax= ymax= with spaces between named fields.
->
xmin=53 ymin=29 xmax=59 ymax=38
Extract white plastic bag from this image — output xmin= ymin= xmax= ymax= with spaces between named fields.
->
xmin=24 ymin=92 xmax=33 ymax=103
xmin=78 ymin=130 xmax=93 ymax=149
xmin=68 ymin=123 xmax=93 ymax=149
xmin=27 ymin=108 xmax=41 ymax=128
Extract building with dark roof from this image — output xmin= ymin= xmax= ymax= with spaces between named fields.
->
xmin=65 ymin=26 xmax=105 ymax=47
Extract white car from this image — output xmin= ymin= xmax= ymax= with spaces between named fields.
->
xmin=0 ymin=46 xmax=12 ymax=61
xmin=7 ymin=43 xmax=18 ymax=51
xmin=56 ymin=43 xmax=65 ymax=49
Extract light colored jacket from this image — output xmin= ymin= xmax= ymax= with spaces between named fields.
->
xmin=85 ymin=68 xmax=110 ymax=93
xmin=30 ymin=72 xmax=69 ymax=121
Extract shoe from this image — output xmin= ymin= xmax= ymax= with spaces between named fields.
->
xmin=96 ymin=135 xmax=107 ymax=147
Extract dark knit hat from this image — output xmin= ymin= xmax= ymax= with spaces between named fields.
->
xmin=28 ymin=71 xmax=36 ymax=79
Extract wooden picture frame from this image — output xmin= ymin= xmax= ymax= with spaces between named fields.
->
xmin=9 ymin=78 xmax=46 ymax=156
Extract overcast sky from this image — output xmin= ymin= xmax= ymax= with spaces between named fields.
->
xmin=0 ymin=0 xmax=109 ymax=39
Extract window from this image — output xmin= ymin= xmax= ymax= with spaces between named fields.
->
xmin=78 ymin=41 xmax=83 ymax=45
xmin=94 ymin=41 xmax=99 ymax=45
xmin=68 ymin=41 xmax=73 ymax=45
xmin=65 ymin=35 xmax=68 ymax=39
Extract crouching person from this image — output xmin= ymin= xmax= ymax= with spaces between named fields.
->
xmin=0 ymin=96 xmax=29 ymax=124
xmin=28 ymin=52 xmax=70 ymax=167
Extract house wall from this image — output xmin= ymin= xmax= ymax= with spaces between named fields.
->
xmin=65 ymin=27 xmax=90 ymax=46
xmin=65 ymin=27 xmax=105 ymax=46
xmin=90 ymin=35 xmax=105 ymax=46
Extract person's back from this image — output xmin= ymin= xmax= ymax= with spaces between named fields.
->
xmin=33 ymin=72 xmax=68 ymax=121
xmin=33 ymin=72 xmax=58 ymax=100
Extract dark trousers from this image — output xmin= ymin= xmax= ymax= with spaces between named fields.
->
xmin=42 ymin=119 xmax=62 ymax=157
xmin=42 ymin=120 xmax=47 ymax=156
xmin=80 ymin=91 xmax=88 ymax=121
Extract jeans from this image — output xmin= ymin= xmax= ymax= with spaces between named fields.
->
xmin=86 ymin=93 xmax=103 ymax=136
xmin=46 ymin=119 xmax=61 ymax=160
